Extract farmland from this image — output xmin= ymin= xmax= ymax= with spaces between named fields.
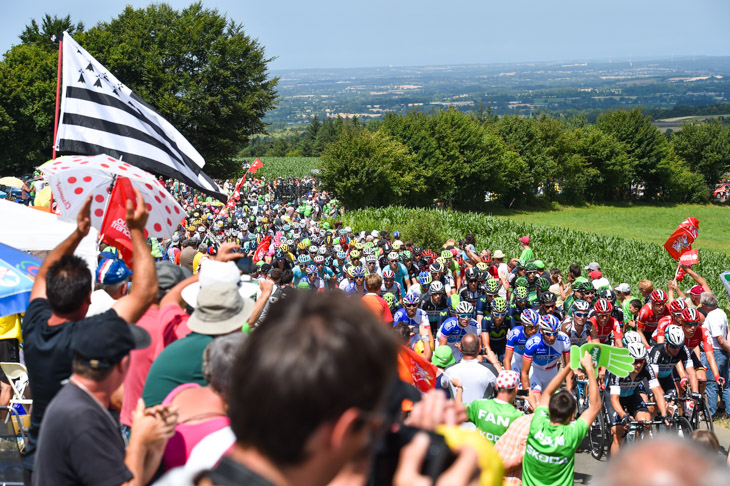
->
xmin=337 ymin=207 xmax=730 ymax=307
xmin=233 ymin=157 xmax=319 ymax=179
xmin=489 ymin=204 xmax=730 ymax=256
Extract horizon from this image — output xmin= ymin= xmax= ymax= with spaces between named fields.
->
xmin=2 ymin=1 xmax=729 ymax=71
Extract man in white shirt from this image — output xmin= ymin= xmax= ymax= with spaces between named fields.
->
xmin=494 ymin=250 xmax=509 ymax=299
xmin=700 ymin=292 xmax=730 ymax=417
xmin=442 ymin=334 xmax=497 ymax=409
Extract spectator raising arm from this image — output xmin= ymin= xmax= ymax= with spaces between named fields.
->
xmin=29 ymin=195 xmax=93 ymax=302
xmin=112 ymin=189 xmax=158 ymax=324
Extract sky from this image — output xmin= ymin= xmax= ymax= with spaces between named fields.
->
xmin=2 ymin=0 xmax=729 ymax=71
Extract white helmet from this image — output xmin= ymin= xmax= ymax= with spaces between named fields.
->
xmin=626 ymin=342 xmax=647 ymax=360
xmin=430 ymin=281 xmax=444 ymax=293
xmin=455 ymin=301 xmax=474 ymax=316
xmin=623 ymin=330 xmax=643 ymax=345
xmin=665 ymin=325 xmax=685 ymax=347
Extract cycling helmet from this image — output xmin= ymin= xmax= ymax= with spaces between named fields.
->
xmin=393 ymin=231 xmax=401 ymax=239
xmin=429 ymin=262 xmax=444 ymax=273
xmin=514 ymin=286 xmax=529 ymax=300
xmin=350 ymin=249 xmax=361 ymax=259
xmin=412 ymin=246 xmax=422 ymax=256
xmin=347 ymin=266 xmax=357 ymax=278
xmin=274 ymin=249 xmax=284 ymax=260
xmin=650 ymin=289 xmax=668 ymax=304
xmin=430 ymin=281 xmax=445 ymax=294
xmin=313 ymin=255 xmax=325 ymax=264
xmin=681 ymin=307 xmax=700 ymax=324
xmin=594 ymin=298 xmax=614 ymax=314
xmin=401 ymin=250 xmax=412 ymax=260
xmin=599 ymin=289 xmax=617 ymax=304
xmin=525 ymin=262 xmax=538 ymax=272
xmin=536 ymin=277 xmax=550 ymax=291
xmin=573 ymin=299 xmax=591 ymax=313
xmin=491 ymin=297 xmax=508 ymax=314
xmin=383 ymin=292 xmax=396 ymax=309
xmin=365 ymin=254 xmax=378 ymax=264
xmin=485 ymin=279 xmax=500 ymax=295
xmin=363 ymin=247 xmax=374 ymax=256
xmin=626 ymin=342 xmax=647 ymax=360
xmin=465 ymin=267 xmax=479 ymax=281
xmin=421 ymin=249 xmax=434 ymax=261
xmin=441 ymin=250 xmax=453 ymax=260
xmin=623 ymin=330 xmax=643 ymax=345
xmin=476 ymin=262 xmax=489 ymax=272
xmin=318 ymin=247 xmax=327 ymax=255
xmin=337 ymin=251 xmax=347 ymax=259
xmin=382 ymin=269 xmax=395 ymax=279
xmin=392 ymin=241 xmax=402 ymax=250
xmin=521 ymin=308 xmax=540 ymax=327
xmin=418 ymin=272 xmax=432 ymax=286
xmin=515 ymin=276 xmax=529 ymax=288
xmin=297 ymin=242 xmax=307 ymax=251
xmin=305 ymin=265 xmax=317 ymax=275
xmin=539 ymin=291 xmax=557 ymax=304
xmin=436 ymin=256 xmax=446 ymax=267
xmin=669 ymin=299 xmax=688 ymax=314
xmin=403 ymin=293 xmax=419 ymax=306
xmin=298 ymin=255 xmax=311 ymax=264
xmin=665 ymin=325 xmax=685 ymax=346
xmin=538 ymin=315 xmax=561 ymax=333
xmin=352 ymin=267 xmax=366 ymax=277
xmin=455 ymin=301 xmax=474 ymax=316
xmin=388 ymin=252 xmax=400 ymax=262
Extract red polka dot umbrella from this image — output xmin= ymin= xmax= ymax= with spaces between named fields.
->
xmin=38 ymin=154 xmax=186 ymax=238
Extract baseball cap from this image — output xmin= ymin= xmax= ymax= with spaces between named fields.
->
xmin=72 ymin=314 xmax=150 ymax=369
xmin=614 ymin=283 xmax=631 ymax=294
xmin=96 ymin=258 xmax=132 ymax=285
xmin=534 ymin=260 xmax=545 ymax=270
xmin=689 ymin=285 xmax=704 ymax=296
xmin=431 ymin=346 xmax=456 ymax=368
xmin=588 ymin=270 xmax=603 ymax=279
xmin=585 ymin=262 xmax=601 ymax=272
xmin=155 ymin=262 xmax=186 ymax=300
xmin=187 ymin=282 xmax=256 ymax=335
xmin=519 ymin=236 xmax=530 ymax=244
xmin=496 ymin=370 xmax=520 ymax=390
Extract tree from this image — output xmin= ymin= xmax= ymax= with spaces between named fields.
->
xmin=79 ymin=2 xmax=278 ymax=177
xmin=671 ymin=121 xmax=730 ymax=190
xmin=19 ymin=14 xmax=84 ymax=52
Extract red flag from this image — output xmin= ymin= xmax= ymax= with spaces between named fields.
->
xmin=252 ymin=235 xmax=271 ymax=264
xmin=226 ymin=175 xmax=247 ymax=209
xmin=248 ymin=158 xmax=264 ymax=174
xmin=664 ymin=217 xmax=699 ymax=260
xmin=679 ymin=249 xmax=699 ymax=266
xmin=397 ymin=345 xmax=438 ymax=393
xmin=99 ymin=177 xmax=139 ymax=264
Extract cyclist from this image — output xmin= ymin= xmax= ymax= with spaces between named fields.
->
xmin=605 ymin=332 xmax=668 ymax=456
xmin=598 ymin=289 xmax=625 ymax=323
xmin=652 ymin=299 xmax=686 ymax=342
xmin=299 ymin=265 xmax=326 ymax=292
xmin=562 ymin=279 xmax=585 ymax=317
xmin=380 ymin=268 xmax=404 ymax=306
xmin=293 ymin=254 xmax=311 ymax=282
xmin=408 ymin=271 xmax=432 ymax=297
xmin=420 ymin=281 xmax=449 ymax=330
xmin=458 ymin=267 xmax=484 ymax=307
xmin=588 ymin=298 xmax=623 ymax=346
xmin=481 ymin=297 xmax=514 ymax=364
xmin=647 ymin=324 xmax=699 ymax=400
xmin=476 ymin=278 xmax=500 ymax=326
xmin=465 ymin=370 xmax=524 ymax=443
xmin=521 ymin=314 xmax=571 ymax=410
xmin=561 ymin=299 xmax=591 ymax=346
xmin=394 ymin=293 xmax=433 ymax=351
xmin=364 ymin=254 xmax=380 ymax=277
xmin=637 ymin=289 xmax=670 ymax=347
xmin=344 ymin=267 xmax=367 ymax=296
xmin=385 ymin=251 xmax=410 ymax=292
xmin=437 ymin=301 xmax=482 ymax=363
xmin=401 ymin=250 xmax=419 ymax=288
xmin=509 ymin=286 xmax=531 ymax=320
xmin=313 ymin=254 xmax=336 ymax=290
xmin=441 ymin=250 xmax=462 ymax=290
xmin=429 ymin=261 xmax=453 ymax=295
xmin=539 ymin=291 xmax=564 ymax=320
xmin=504 ymin=308 xmax=540 ymax=373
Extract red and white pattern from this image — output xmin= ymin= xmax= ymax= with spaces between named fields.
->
xmin=39 ymin=154 xmax=186 ymax=238
xmin=496 ymin=370 xmax=520 ymax=389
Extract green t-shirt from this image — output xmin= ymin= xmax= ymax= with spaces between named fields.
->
xmin=467 ymin=399 xmax=524 ymax=444
xmin=522 ymin=406 xmax=588 ymax=486
xmin=142 ymin=332 xmax=214 ymax=406
xmin=519 ymin=248 xmax=534 ymax=265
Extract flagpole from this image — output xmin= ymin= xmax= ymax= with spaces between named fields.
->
xmin=97 ymin=175 xmax=119 ymax=254
xmin=52 ymin=35 xmax=63 ymax=159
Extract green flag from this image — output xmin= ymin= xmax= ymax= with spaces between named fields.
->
xmin=570 ymin=343 xmax=634 ymax=378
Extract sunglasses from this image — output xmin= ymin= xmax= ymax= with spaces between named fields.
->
xmin=667 ymin=343 xmax=683 ymax=349
xmin=355 ymin=276 xmax=364 ymax=279
xmin=492 ymin=312 xmax=507 ymax=318
xmin=516 ymin=299 xmax=528 ymax=304
xmin=574 ymin=312 xmax=588 ymax=318
xmin=526 ymin=271 xmax=537 ymax=275
xmin=542 ymin=331 xmax=558 ymax=337
xmin=597 ymin=312 xmax=610 ymax=317
xmin=684 ymin=322 xmax=699 ymax=328
xmin=633 ymin=359 xmax=644 ymax=365
xmin=543 ymin=304 xmax=556 ymax=309
xmin=404 ymin=304 xmax=418 ymax=308
xmin=458 ymin=314 xmax=473 ymax=320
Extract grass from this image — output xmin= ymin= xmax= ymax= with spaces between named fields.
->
xmin=488 ymin=203 xmax=730 ymax=256
xmin=233 ymin=157 xmax=319 ymax=179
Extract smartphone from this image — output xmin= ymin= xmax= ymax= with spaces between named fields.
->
xmin=367 ymin=425 xmax=456 ymax=485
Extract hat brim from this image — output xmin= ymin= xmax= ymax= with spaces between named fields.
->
xmin=187 ymin=296 xmax=256 ymax=335
xmin=129 ymin=324 xmax=151 ymax=350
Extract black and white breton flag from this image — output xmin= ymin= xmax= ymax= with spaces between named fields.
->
xmin=55 ymin=32 xmax=225 ymax=200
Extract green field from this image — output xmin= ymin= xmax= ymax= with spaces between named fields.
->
xmin=488 ymin=204 xmax=730 ymax=256
xmin=233 ymin=157 xmax=319 ymax=179
xmin=337 ymin=207 xmax=730 ymax=307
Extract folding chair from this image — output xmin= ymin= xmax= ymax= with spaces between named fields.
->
xmin=0 ymin=363 xmax=32 ymax=446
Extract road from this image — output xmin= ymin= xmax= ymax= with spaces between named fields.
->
xmin=573 ymin=423 xmax=730 ymax=484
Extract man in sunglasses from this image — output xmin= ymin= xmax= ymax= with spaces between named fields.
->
xmin=539 ymin=291 xmax=564 ymax=321
xmin=562 ymin=280 xmax=585 ymax=317
xmin=561 ymin=299 xmax=591 ymax=346
xmin=637 ymin=289 xmax=670 ymax=346
xmin=605 ymin=332 xmax=669 ymax=456
xmin=508 ymin=286 xmax=531 ymax=320
xmin=481 ymin=297 xmax=513 ymax=367
xmin=458 ymin=268 xmax=484 ymax=307
xmin=588 ymin=298 xmax=623 ymax=346
xmin=437 ymin=301 xmax=482 ymax=363
xmin=394 ymin=294 xmax=433 ymax=351
xmin=521 ymin=315 xmax=571 ymax=410
xmin=524 ymin=262 xmax=539 ymax=291
xmin=647 ymin=324 xmax=698 ymax=399
xmin=419 ymin=281 xmax=449 ymax=330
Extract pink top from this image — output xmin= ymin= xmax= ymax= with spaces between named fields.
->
xmin=161 ymin=383 xmax=230 ymax=471
xmin=120 ymin=306 xmax=160 ymax=426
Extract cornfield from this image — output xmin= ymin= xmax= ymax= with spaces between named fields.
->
xmin=339 ymin=207 xmax=730 ymax=308
xmin=234 ymin=157 xmax=319 ymax=179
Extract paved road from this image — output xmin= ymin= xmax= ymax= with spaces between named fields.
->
xmin=573 ymin=423 xmax=730 ymax=484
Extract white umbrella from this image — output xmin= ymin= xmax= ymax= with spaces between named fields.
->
xmin=38 ymin=155 xmax=186 ymax=238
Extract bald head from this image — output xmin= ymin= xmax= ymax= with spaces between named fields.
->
xmin=461 ymin=333 xmax=479 ymax=358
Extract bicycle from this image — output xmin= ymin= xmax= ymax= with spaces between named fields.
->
xmin=645 ymin=391 xmax=694 ymax=438
xmin=576 ymin=379 xmax=610 ymax=460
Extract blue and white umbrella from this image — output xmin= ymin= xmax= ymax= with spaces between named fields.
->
xmin=0 ymin=242 xmax=41 ymax=318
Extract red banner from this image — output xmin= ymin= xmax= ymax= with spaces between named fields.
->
xmin=226 ymin=175 xmax=246 ymax=209
xmin=248 ymin=158 xmax=264 ymax=174
xmin=397 ymin=345 xmax=438 ymax=393
xmin=100 ymin=177 xmax=137 ymax=264
xmin=252 ymin=235 xmax=271 ymax=264
xmin=679 ymin=249 xmax=699 ymax=266
xmin=664 ymin=217 xmax=699 ymax=260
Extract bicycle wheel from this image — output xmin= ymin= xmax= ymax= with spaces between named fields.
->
xmin=674 ymin=416 xmax=693 ymax=438
xmin=696 ymin=400 xmax=714 ymax=433
xmin=589 ymin=410 xmax=606 ymax=460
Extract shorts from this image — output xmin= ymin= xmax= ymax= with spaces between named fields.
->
xmin=529 ymin=365 xmax=558 ymax=393
xmin=690 ymin=351 xmax=705 ymax=372
xmin=658 ymin=375 xmax=676 ymax=394
xmin=0 ymin=339 xmax=19 ymax=383
xmin=511 ymin=353 xmax=524 ymax=374
xmin=604 ymin=392 xmax=649 ymax=426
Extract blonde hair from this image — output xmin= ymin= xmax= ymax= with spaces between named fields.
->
xmin=365 ymin=273 xmax=382 ymax=292
xmin=638 ymin=280 xmax=654 ymax=293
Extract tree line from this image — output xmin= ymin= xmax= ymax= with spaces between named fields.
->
xmin=315 ymin=108 xmax=730 ymax=210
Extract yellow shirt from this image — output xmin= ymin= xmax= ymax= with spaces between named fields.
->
xmin=0 ymin=314 xmax=22 ymax=342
